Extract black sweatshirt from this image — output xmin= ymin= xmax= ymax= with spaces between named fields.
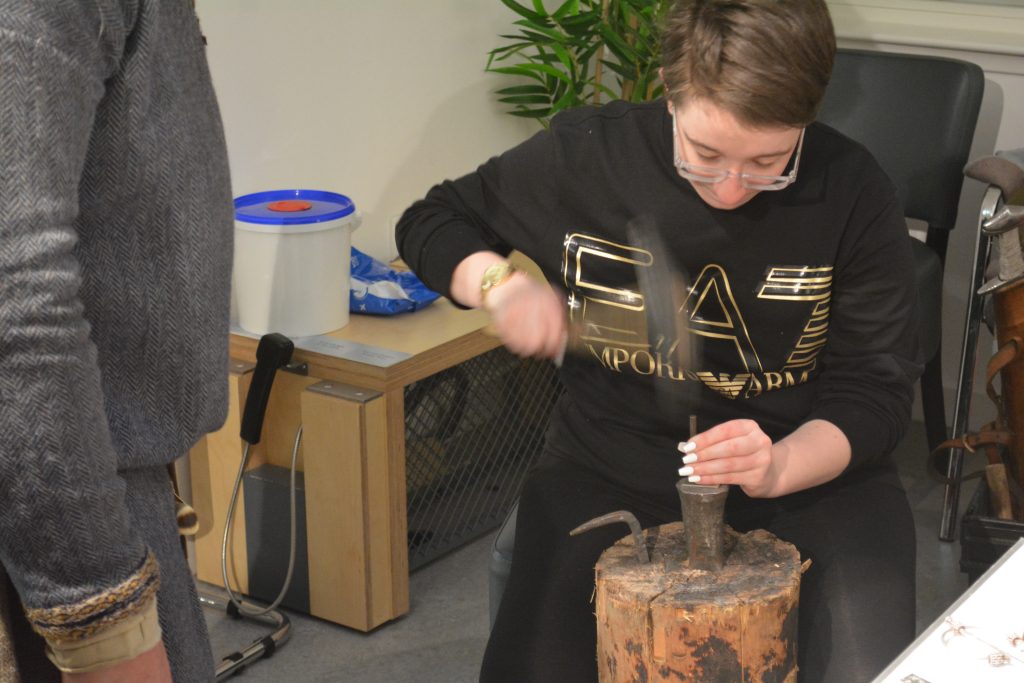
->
xmin=397 ymin=100 xmax=922 ymax=495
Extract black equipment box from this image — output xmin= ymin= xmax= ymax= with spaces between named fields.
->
xmin=959 ymin=478 xmax=1024 ymax=584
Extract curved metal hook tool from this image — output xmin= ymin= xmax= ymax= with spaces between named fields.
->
xmin=570 ymin=510 xmax=650 ymax=564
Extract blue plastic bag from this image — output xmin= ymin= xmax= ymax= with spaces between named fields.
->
xmin=349 ymin=247 xmax=440 ymax=315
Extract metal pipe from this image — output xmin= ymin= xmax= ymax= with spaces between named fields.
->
xmin=198 ymin=591 xmax=293 ymax=681
xmin=940 ymin=186 xmax=1001 ymax=541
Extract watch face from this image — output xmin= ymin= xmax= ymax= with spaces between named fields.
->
xmin=482 ymin=264 xmax=515 ymax=290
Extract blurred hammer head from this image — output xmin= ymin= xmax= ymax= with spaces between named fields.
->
xmin=627 ymin=217 xmax=695 ymax=418
xmin=560 ymin=220 xmax=696 ymax=418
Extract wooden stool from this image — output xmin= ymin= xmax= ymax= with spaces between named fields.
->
xmin=594 ymin=521 xmax=803 ymax=682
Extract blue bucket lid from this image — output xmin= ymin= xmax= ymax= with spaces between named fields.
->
xmin=234 ymin=189 xmax=356 ymax=225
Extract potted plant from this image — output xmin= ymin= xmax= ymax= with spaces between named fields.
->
xmin=486 ymin=0 xmax=670 ymax=127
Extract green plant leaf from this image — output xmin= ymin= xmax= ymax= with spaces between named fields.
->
xmin=598 ymin=24 xmax=639 ymax=64
xmin=592 ymin=82 xmax=618 ymax=100
xmin=600 ymin=58 xmax=638 ymax=82
xmin=488 ymin=65 xmax=548 ymax=83
xmin=509 ymin=108 xmax=552 ymax=119
xmin=486 ymin=41 xmax=536 ymax=63
xmin=498 ymin=0 xmax=548 ymax=24
xmin=490 ymin=63 xmax=574 ymax=85
xmin=489 ymin=0 xmax=667 ymax=128
xmin=551 ymin=87 xmax=582 ymax=111
xmin=495 ymin=84 xmax=552 ymax=96
xmin=644 ymin=80 xmax=665 ymax=100
xmin=494 ymin=33 xmax=536 ymax=42
xmin=514 ymin=20 xmax=570 ymax=42
xmin=552 ymin=0 xmax=581 ymax=21
xmin=524 ymin=62 xmax=576 ymax=84
xmin=498 ymin=94 xmax=555 ymax=105
xmin=549 ymin=42 xmax=575 ymax=73
xmin=525 ymin=50 xmax=565 ymax=65
xmin=575 ymin=41 xmax=602 ymax=65
xmin=559 ymin=12 xmax=601 ymax=37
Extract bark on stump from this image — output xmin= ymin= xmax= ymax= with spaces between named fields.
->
xmin=594 ymin=521 xmax=802 ymax=683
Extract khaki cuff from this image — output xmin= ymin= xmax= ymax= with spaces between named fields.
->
xmin=44 ymin=596 xmax=161 ymax=674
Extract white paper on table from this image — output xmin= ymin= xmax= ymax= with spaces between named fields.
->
xmin=875 ymin=537 xmax=1024 ymax=682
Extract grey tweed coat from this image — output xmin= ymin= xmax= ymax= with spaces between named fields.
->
xmin=0 ymin=0 xmax=232 ymax=676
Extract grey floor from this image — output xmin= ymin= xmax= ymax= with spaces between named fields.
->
xmin=200 ymin=419 xmax=982 ymax=682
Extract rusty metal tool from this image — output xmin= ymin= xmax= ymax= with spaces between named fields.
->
xmin=570 ymin=511 xmax=650 ymax=564
xmin=676 ymin=481 xmax=729 ymax=571
xmin=677 ymin=415 xmax=730 ymax=571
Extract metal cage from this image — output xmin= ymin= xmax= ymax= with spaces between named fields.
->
xmin=404 ymin=347 xmax=562 ymax=569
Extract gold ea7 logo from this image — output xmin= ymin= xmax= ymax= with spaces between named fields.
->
xmin=561 ymin=232 xmax=832 ymax=400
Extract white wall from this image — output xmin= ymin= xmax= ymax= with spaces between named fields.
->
xmin=195 ymin=0 xmax=538 ymax=262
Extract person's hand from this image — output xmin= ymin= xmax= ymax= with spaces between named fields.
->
xmin=62 ymin=641 xmax=172 ymax=683
xmin=483 ymin=273 xmax=566 ymax=359
xmin=677 ymin=419 xmax=779 ymax=498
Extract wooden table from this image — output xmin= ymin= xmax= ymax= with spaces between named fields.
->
xmin=188 ymin=299 xmax=500 ymax=631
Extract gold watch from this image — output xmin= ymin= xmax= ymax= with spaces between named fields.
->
xmin=480 ymin=262 xmax=519 ymax=303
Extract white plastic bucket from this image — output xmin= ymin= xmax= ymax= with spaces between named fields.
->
xmin=233 ymin=189 xmax=360 ymax=337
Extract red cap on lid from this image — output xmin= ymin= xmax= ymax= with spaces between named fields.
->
xmin=267 ymin=199 xmax=313 ymax=212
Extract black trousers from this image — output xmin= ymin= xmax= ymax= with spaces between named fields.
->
xmin=481 ymin=455 xmax=916 ymax=683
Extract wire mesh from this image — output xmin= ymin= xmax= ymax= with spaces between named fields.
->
xmin=404 ymin=347 xmax=562 ymax=570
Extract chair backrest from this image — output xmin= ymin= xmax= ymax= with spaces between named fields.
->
xmin=817 ymin=48 xmax=984 ymax=260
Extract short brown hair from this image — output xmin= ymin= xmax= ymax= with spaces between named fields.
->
xmin=660 ymin=0 xmax=836 ymax=128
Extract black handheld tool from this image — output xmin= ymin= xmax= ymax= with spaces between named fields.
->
xmin=240 ymin=332 xmax=295 ymax=445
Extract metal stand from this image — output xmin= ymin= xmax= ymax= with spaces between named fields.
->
xmin=199 ymin=591 xmax=292 ymax=681
xmin=939 ymin=186 xmax=1001 ymax=541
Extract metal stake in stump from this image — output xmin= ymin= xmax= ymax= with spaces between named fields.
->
xmin=675 ymin=481 xmax=729 ymax=571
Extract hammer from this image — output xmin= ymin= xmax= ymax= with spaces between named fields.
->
xmin=556 ymin=216 xmax=696 ymax=392
xmin=630 ymin=222 xmax=729 ymax=571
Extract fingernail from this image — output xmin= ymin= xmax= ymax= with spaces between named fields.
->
xmin=681 ymin=454 xmax=698 ymax=465
xmin=678 ymin=466 xmax=694 ymax=477
xmin=688 ymin=475 xmax=701 ymax=483
xmin=678 ymin=441 xmax=696 ymax=454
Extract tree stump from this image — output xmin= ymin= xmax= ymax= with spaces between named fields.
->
xmin=594 ymin=521 xmax=802 ymax=683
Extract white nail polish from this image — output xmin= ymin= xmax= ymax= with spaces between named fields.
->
xmin=678 ymin=441 xmax=697 ymax=454
xmin=678 ymin=466 xmax=694 ymax=477
xmin=681 ymin=454 xmax=698 ymax=465
xmin=688 ymin=474 xmax=701 ymax=483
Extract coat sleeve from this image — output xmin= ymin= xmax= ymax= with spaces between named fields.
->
xmin=0 ymin=0 xmax=159 ymax=650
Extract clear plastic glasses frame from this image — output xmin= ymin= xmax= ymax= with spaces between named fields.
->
xmin=671 ymin=111 xmax=805 ymax=191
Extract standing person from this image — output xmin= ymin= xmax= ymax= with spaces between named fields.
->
xmin=397 ymin=1 xmax=923 ymax=681
xmin=0 ymin=1 xmax=232 ymax=681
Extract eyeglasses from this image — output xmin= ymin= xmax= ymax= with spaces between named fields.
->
xmin=671 ymin=111 xmax=805 ymax=191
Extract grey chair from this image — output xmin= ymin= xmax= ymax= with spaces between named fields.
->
xmin=489 ymin=47 xmax=986 ymax=622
